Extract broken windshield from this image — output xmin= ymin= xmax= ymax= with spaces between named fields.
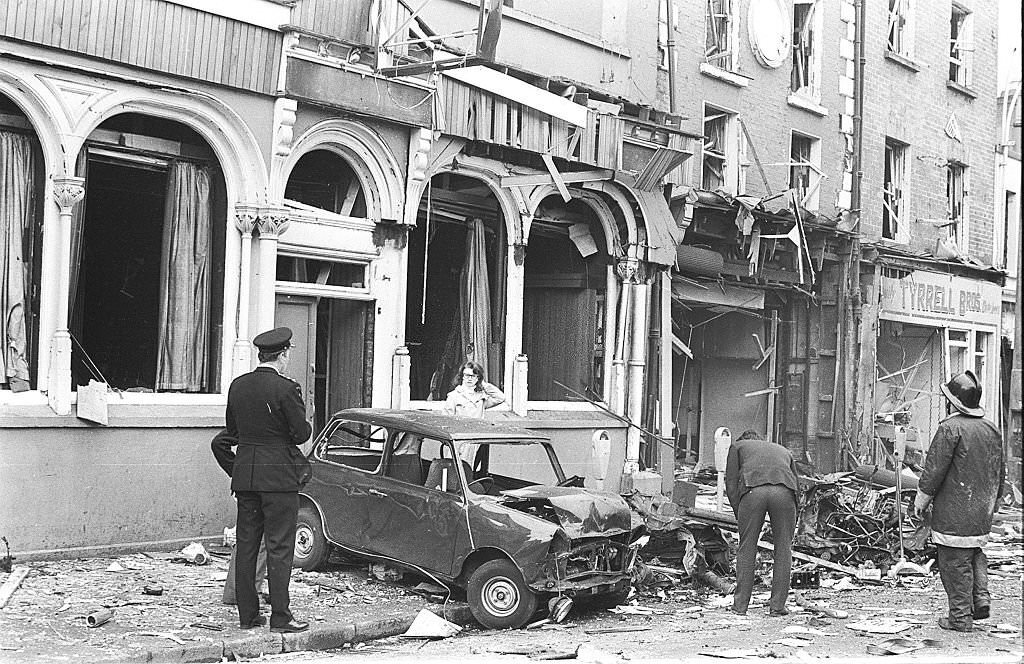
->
xmin=457 ymin=440 xmax=563 ymax=487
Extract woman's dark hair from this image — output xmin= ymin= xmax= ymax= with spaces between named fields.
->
xmin=737 ymin=429 xmax=762 ymax=441
xmin=453 ymin=361 xmax=485 ymax=392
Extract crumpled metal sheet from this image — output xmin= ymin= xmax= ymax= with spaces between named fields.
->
xmin=500 ymin=486 xmax=631 ymax=539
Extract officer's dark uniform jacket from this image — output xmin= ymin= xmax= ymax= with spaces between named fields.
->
xmin=225 ymin=366 xmax=312 ymax=492
xmin=725 ymin=438 xmax=801 ymax=511
xmin=919 ymin=413 xmax=1004 ymax=546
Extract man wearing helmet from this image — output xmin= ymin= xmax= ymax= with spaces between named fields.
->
xmin=914 ymin=370 xmax=1005 ymax=632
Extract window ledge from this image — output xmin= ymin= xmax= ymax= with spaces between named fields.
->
xmin=946 ymin=80 xmax=978 ymax=99
xmin=884 ymin=50 xmax=921 ymax=72
xmin=699 ymin=63 xmax=750 ymax=88
xmin=787 ymin=94 xmax=829 ymax=116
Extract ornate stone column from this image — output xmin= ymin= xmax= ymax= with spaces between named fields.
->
xmin=255 ymin=207 xmax=290 ymax=334
xmin=231 ymin=203 xmax=259 ymax=376
xmin=48 ymin=176 xmax=86 ymax=415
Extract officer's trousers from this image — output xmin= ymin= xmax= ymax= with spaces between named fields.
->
xmin=936 ymin=544 xmax=990 ymax=629
xmin=235 ymin=491 xmax=299 ymax=628
xmin=733 ymin=484 xmax=797 ymax=614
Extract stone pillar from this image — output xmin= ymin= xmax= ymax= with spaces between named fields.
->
xmin=255 ymin=208 xmax=290 ymax=334
xmin=391 ymin=346 xmax=410 ymax=408
xmin=48 ymin=176 xmax=86 ymax=415
xmin=232 ymin=203 xmax=259 ymax=377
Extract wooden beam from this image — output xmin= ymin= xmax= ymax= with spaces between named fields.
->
xmin=500 ymin=169 xmax=613 ymax=187
xmin=338 ymin=178 xmax=361 ymax=216
xmin=541 ymin=154 xmax=572 ymax=203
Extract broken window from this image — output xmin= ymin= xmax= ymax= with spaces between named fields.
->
xmin=882 ymin=138 xmax=907 ymax=241
xmin=791 ymin=0 xmax=821 ymax=98
xmin=406 ymin=174 xmax=507 ymax=401
xmin=887 ymin=0 xmax=913 ymax=58
xmin=949 ymin=4 xmax=973 ymax=87
xmin=72 ymin=114 xmax=225 ymax=393
xmin=705 ymin=0 xmax=734 ymax=70
xmin=523 ymin=197 xmax=609 ymax=401
xmin=702 ymin=106 xmax=743 ymax=194
xmin=790 ymin=132 xmax=820 ymax=210
xmin=946 ymin=161 xmax=966 ymax=246
xmin=285 ymin=149 xmax=366 ymax=218
xmin=0 ymin=98 xmax=42 ymax=392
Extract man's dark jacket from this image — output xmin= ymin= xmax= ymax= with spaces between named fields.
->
xmin=224 ymin=366 xmax=312 ymax=492
xmin=725 ymin=438 xmax=800 ymax=511
xmin=919 ymin=413 xmax=1004 ymax=540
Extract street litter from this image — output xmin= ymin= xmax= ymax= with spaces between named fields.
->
xmin=86 ymin=608 xmax=114 ymax=627
xmin=772 ymin=638 xmax=809 ymax=647
xmin=864 ymin=637 xmax=941 ymax=655
xmin=698 ymin=648 xmax=761 ymax=658
xmin=494 ymin=645 xmax=579 ymax=660
xmin=142 ymin=585 xmax=163 ymax=596
xmin=105 ymin=562 xmax=126 ymax=572
xmin=401 ymin=608 xmax=461 ymax=639
xmin=846 ymin=618 xmax=913 ymax=634
xmin=584 ymin=626 xmax=651 ymax=635
xmin=783 ymin=625 xmax=829 ymax=636
xmin=179 ymin=542 xmax=209 ymax=565
xmin=369 ymin=562 xmax=403 ymax=582
xmin=135 ymin=631 xmax=188 ymax=645
xmin=794 ymin=592 xmax=849 ymax=619
xmin=189 ymin=621 xmax=223 ymax=631
xmin=607 ymin=604 xmax=666 ymax=615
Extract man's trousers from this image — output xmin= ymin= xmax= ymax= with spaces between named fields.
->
xmin=235 ymin=491 xmax=299 ymax=628
xmin=936 ymin=544 xmax=990 ymax=629
xmin=733 ymin=484 xmax=797 ymax=614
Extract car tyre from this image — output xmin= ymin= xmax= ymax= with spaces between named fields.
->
xmin=467 ymin=558 xmax=538 ymax=629
xmin=294 ymin=505 xmax=330 ymax=571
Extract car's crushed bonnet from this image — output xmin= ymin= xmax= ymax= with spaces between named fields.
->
xmin=498 ymin=486 xmax=632 ymax=539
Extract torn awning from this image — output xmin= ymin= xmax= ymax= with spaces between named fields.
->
xmin=628 ymin=187 xmax=685 ymax=267
xmin=443 ymin=66 xmax=588 ymax=126
xmin=672 ymin=277 xmax=765 ymax=310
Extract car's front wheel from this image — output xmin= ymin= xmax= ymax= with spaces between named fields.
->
xmin=294 ymin=505 xmax=330 ymax=571
xmin=466 ymin=558 xmax=538 ymax=629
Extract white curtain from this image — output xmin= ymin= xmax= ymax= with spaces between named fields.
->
xmin=0 ymin=131 xmax=35 ymax=385
xmin=156 ymin=161 xmax=211 ymax=391
xmin=459 ymin=218 xmax=492 ymax=375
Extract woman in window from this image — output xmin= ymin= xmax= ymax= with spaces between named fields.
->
xmin=443 ymin=361 xmax=504 ymax=418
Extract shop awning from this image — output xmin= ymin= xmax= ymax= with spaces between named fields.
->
xmin=629 ymin=187 xmax=685 ymax=267
xmin=672 ymin=277 xmax=765 ymax=310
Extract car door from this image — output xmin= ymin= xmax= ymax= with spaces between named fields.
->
xmin=309 ymin=418 xmax=389 ymax=553
xmin=363 ymin=432 xmax=467 ymax=577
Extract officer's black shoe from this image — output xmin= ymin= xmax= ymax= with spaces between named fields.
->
xmin=240 ymin=616 xmax=266 ymax=629
xmin=271 ymin=619 xmax=309 ymax=633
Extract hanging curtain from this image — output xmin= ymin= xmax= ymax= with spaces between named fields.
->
xmin=459 ymin=218 xmax=492 ymax=377
xmin=156 ymin=161 xmax=211 ymax=392
xmin=0 ymin=131 xmax=36 ymax=386
xmin=68 ymin=149 xmax=89 ymax=344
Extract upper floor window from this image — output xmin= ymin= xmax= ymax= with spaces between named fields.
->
xmin=946 ymin=161 xmax=967 ymax=247
xmin=705 ymin=0 xmax=737 ymax=71
xmin=701 ymin=105 xmax=745 ymax=194
xmin=882 ymin=137 xmax=908 ymax=241
xmin=949 ymin=3 xmax=973 ymax=87
xmin=790 ymin=132 xmax=821 ymax=211
xmin=791 ymin=0 xmax=822 ymax=99
xmin=887 ymin=0 xmax=914 ymax=58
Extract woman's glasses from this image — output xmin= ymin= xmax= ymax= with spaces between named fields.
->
xmin=462 ymin=372 xmax=479 ymax=379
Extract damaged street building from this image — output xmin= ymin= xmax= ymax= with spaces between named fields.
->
xmin=0 ymin=0 xmax=1020 ymax=563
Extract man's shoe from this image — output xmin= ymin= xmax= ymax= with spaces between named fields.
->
xmin=239 ymin=616 xmax=266 ymax=629
xmin=270 ymin=619 xmax=309 ymax=633
xmin=973 ymin=605 xmax=990 ymax=620
xmin=769 ymin=608 xmax=790 ymax=617
xmin=730 ymin=607 xmax=747 ymax=616
xmin=938 ymin=617 xmax=972 ymax=632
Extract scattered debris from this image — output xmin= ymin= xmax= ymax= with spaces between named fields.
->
xmin=369 ymin=563 xmax=404 ymax=582
xmin=772 ymin=637 xmax=810 ymax=647
xmin=401 ymin=609 xmax=461 ymax=639
xmin=795 ymin=591 xmax=849 ymax=619
xmin=583 ymin=626 xmax=651 ymax=635
xmin=135 ymin=631 xmax=187 ymax=645
xmin=142 ymin=585 xmax=163 ymax=596
xmin=494 ymin=645 xmax=579 ymax=660
xmin=697 ymin=648 xmax=762 ymax=659
xmin=179 ymin=542 xmax=209 ymax=565
xmin=865 ymin=637 xmax=941 ymax=655
xmin=104 ymin=562 xmax=126 ymax=572
xmin=189 ymin=622 xmax=224 ymax=631
xmin=0 ymin=566 xmax=29 ymax=609
xmin=86 ymin=608 xmax=114 ymax=628
xmin=846 ymin=618 xmax=913 ymax=634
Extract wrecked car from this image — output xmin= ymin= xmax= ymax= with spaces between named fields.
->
xmin=294 ymin=408 xmax=637 ymax=629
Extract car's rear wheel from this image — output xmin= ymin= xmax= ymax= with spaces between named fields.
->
xmin=466 ymin=558 xmax=538 ymax=629
xmin=294 ymin=505 xmax=330 ymax=571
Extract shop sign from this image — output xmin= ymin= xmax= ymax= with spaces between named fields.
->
xmin=880 ymin=270 xmax=1001 ymax=327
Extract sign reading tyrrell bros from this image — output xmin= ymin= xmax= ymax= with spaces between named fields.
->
xmin=880 ymin=270 xmax=1001 ymax=328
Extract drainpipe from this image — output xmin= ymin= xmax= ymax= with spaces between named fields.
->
xmin=848 ymin=0 xmax=866 ymax=458
xmin=665 ymin=0 xmax=678 ymax=114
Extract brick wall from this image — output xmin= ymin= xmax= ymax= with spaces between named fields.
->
xmin=860 ymin=0 xmax=999 ymax=262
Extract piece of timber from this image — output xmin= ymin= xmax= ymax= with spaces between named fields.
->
xmin=0 ymin=567 xmax=30 ymax=609
xmin=757 ymin=540 xmax=859 ymax=576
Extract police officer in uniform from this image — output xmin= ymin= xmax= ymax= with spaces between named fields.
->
xmin=225 ymin=327 xmax=312 ymax=632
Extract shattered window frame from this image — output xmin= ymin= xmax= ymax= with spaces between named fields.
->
xmin=948 ymin=3 xmax=973 ymax=87
xmin=704 ymin=0 xmax=735 ymax=71
xmin=946 ymin=161 xmax=967 ymax=247
xmin=789 ymin=131 xmax=820 ymax=211
xmin=791 ymin=0 xmax=822 ymax=99
xmin=701 ymin=104 xmax=739 ymax=193
xmin=882 ymin=137 xmax=908 ymax=242
xmin=886 ymin=0 xmax=914 ymax=59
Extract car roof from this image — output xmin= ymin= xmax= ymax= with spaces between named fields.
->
xmin=331 ymin=408 xmax=552 ymax=442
